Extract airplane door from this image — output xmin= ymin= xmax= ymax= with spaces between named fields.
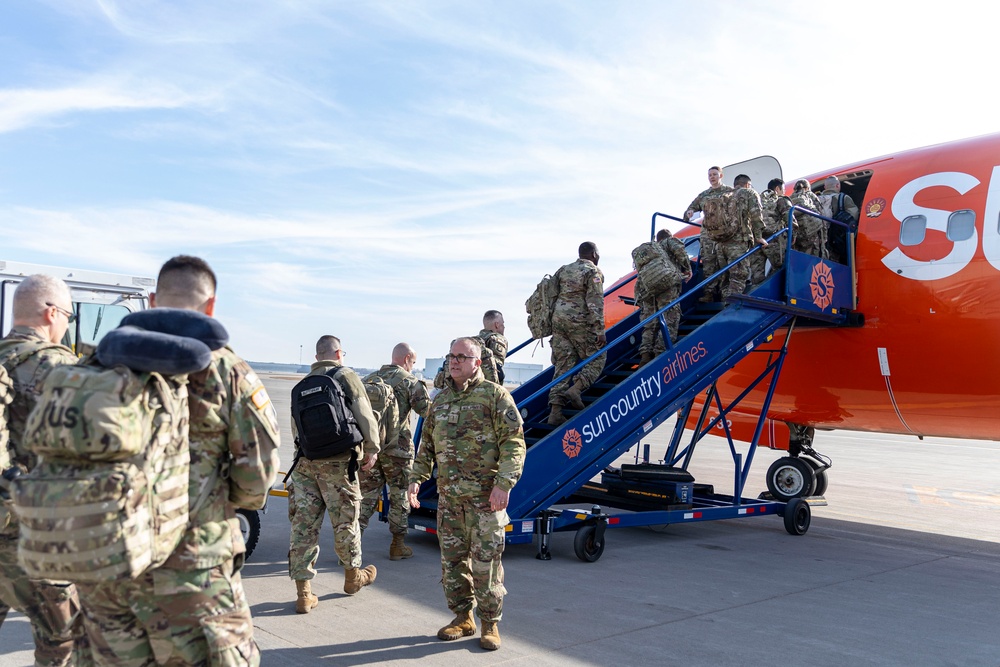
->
xmin=723 ymin=156 xmax=782 ymax=191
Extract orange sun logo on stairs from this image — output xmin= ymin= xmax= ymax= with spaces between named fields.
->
xmin=562 ymin=429 xmax=583 ymax=458
xmin=810 ymin=262 xmax=835 ymax=310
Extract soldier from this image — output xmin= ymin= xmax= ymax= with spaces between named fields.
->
xmin=407 ymin=336 xmax=525 ymax=651
xmin=733 ymin=174 xmax=769 ymax=288
xmin=684 ymin=166 xmax=734 ymax=302
xmin=819 ymin=176 xmax=859 ymax=263
xmin=77 ymin=256 xmax=281 ymax=666
xmin=637 ymin=230 xmax=693 ymax=365
xmin=0 ymin=275 xmax=90 ymax=667
xmin=359 ymin=342 xmax=432 ymax=560
xmin=477 ymin=311 xmax=508 ymax=384
xmin=791 ymin=179 xmax=828 ymax=258
xmin=546 ymin=242 xmax=606 ymax=426
xmin=288 ymin=335 xmax=380 ymax=613
xmin=760 ymin=178 xmax=796 ymax=275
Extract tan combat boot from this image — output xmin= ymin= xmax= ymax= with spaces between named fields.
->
xmin=547 ymin=405 xmax=566 ymax=426
xmin=564 ymin=381 xmax=586 ymax=410
xmin=437 ymin=610 xmax=476 ymax=641
xmin=389 ymin=534 xmax=413 ymax=561
xmin=480 ymin=621 xmax=501 ymax=650
xmin=639 ymin=351 xmax=654 ymax=366
xmin=295 ymin=580 xmax=318 ymax=614
xmin=343 ymin=565 xmax=377 ymax=595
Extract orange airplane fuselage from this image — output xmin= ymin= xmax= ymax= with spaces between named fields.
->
xmin=607 ymin=134 xmax=1000 ymax=443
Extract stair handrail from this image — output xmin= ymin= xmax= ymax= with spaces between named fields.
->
xmin=783 ymin=204 xmax=858 ymax=306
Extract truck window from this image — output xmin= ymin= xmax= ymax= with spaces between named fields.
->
xmin=68 ymin=303 xmax=132 ymax=351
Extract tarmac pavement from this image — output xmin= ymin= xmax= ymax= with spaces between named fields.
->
xmin=1 ymin=372 xmax=998 ymax=666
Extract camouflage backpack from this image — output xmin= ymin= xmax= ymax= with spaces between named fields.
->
xmin=0 ymin=366 xmax=14 ymax=531
xmin=526 ymin=272 xmax=559 ymax=340
xmin=362 ymin=374 xmax=401 ymax=451
xmin=701 ymin=191 xmax=739 ymax=242
xmin=631 ymin=241 xmax=680 ymax=296
xmin=12 ymin=363 xmax=191 ymax=582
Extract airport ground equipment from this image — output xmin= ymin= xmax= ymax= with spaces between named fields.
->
xmin=407 ymin=210 xmax=857 ymax=559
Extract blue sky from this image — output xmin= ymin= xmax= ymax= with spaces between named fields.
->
xmin=2 ymin=1 xmax=997 ymax=369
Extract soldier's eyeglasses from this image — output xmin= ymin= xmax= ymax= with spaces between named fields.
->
xmin=45 ymin=303 xmax=76 ymax=323
xmin=445 ymin=354 xmax=478 ymax=363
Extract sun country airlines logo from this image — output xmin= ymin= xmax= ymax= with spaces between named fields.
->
xmin=810 ymin=261 xmax=835 ymax=310
xmin=562 ymin=429 xmax=583 ymax=458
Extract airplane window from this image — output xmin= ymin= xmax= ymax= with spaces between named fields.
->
xmin=899 ymin=215 xmax=926 ymax=246
xmin=946 ymin=210 xmax=975 ymax=241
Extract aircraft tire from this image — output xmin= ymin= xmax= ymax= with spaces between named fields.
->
xmin=783 ymin=497 xmax=811 ymax=535
xmin=804 ymin=459 xmax=829 ymax=496
xmin=237 ymin=508 xmax=261 ymax=561
xmin=766 ymin=457 xmax=817 ymax=501
xmin=574 ymin=524 xmax=605 ymax=563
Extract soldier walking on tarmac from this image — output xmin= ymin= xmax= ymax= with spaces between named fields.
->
xmin=408 ymin=336 xmax=525 ymax=651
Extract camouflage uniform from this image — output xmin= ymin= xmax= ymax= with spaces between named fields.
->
xmin=476 ymin=330 xmax=508 ymax=384
xmin=686 ymin=185 xmax=734 ymax=301
xmin=637 ymin=237 xmax=692 ymax=356
xmin=819 ymin=188 xmax=859 ymax=264
xmin=760 ymin=189 xmax=795 ymax=275
xmin=734 ymin=187 xmax=766 ymax=288
xmin=78 ymin=346 xmax=281 ymax=667
xmin=791 ymin=189 xmax=828 ymax=258
xmin=358 ymin=364 xmax=431 ymax=536
xmin=409 ymin=368 xmax=525 ymax=622
xmin=548 ymin=258 xmax=606 ymax=408
xmin=0 ymin=329 xmax=91 ymax=667
xmin=288 ymin=360 xmax=378 ymax=579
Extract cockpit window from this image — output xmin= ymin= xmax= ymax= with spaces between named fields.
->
xmin=946 ymin=210 xmax=975 ymax=242
xmin=899 ymin=215 xmax=926 ymax=246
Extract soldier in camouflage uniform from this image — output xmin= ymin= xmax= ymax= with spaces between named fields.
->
xmin=478 ymin=311 xmax=508 ymax=384
xmin=791 ymin=179 xmax=828 ymax=258
xmin=77 ymin=256 xmax=281 ymax=666
xmin=732 ymin=174 xmax=769 ymax=288
xmin=637 ymin=230 xmax=693 ymax=365
xmin=546 ymin=242 xmax=606 ymax=426
xmin=408 ymin=336 xmax=525 ymax=652
xmin=288 ymin=335 xmax=380 ymax=613
xmin=759 ymin=178 xmax=796 ymax=278
xmin=0 ymin=275 xmax=91 ymax=667
xmin=685 ymin=166 xmax=733 ymax=302
xmin=359 ymin=343 xmax=431 ymax=560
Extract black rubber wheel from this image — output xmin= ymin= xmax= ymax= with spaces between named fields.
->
xmin=783 ymin=497 xmax=811 ymax=535
xmin=804 ymin=458 xmax=829 ymax=496
xmin=573 ymin=524 xmax=605 ymax=562
xmin=236 ymin=508 xmax=261 ymax=561
xmin=766 ymin=457 xmax=817 ymax=501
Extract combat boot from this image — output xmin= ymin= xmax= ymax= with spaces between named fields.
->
xmin=295 ymin=580 xmax=318 ymax=614
xmin=389 ymin=534 xmax=413 ymax=561
xmin=344 ymin=565 xmax=377 ymax=595
xmin=480 ymin=621 xmax=501 ymax=650
xmin=639 ymin=351 xmax=654 ymax=366
xmin=564 ymin=380 xmax=586 ymax=410
xmin=437 ymin=610 xmax=476 ymax=641
xmin=547 ymin=405 xmax=566 ymax=426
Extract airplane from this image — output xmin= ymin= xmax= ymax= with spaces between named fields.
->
xmin=603 ymin=132 xmax=1000 ymax=499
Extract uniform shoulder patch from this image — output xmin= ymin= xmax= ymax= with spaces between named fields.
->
xmin=251 ymin=386 xmax=270 ymax=410
xmin=503 ymin=407 xmax=522 ymax=428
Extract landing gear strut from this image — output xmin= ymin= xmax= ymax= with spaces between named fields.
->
xmin=765 ymin=424 xmax=832 ymax=501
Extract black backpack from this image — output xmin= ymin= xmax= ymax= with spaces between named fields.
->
xmin=828 ymin=193 xmax=857 ymax=260
xmin=291 ymin=368 xmax=364 ymax=460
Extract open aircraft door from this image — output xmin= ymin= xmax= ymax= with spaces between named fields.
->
xmin=724 ymin=155 xmax=782 ymax=190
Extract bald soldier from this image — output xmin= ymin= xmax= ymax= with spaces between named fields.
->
xmin=409 ymin=337 xmax=525 ymax=651
xmin=77 ymin=255 xmax=281 ymax=666
xmin=359 ymin=343 xmax=431 ymax=560
xmin=0 ymin=275 xmax=90 ymax=666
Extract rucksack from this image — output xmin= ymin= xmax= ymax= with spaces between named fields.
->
xmin=631 ymin=241 xmax=680 ymax=296
xmin=526 ymin=273 xmax=559 ymax=339
xmin=0 ymin=366 xmax=13 ymax=531
xmin=362 ymin=374 xmax=400 ymax=449
xmin=13 ymin=363 xmax=191 ymax=582
xmin=701 ymin=191 xmax=739 ymax=241
xmin=291 ymin=368 xmax=364 ymax=460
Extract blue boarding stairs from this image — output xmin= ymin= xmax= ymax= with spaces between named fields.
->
xmin=408 ymin=208 xmax=858 ymax=561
